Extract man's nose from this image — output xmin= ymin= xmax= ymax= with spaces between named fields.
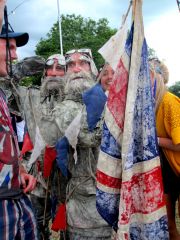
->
xmin=73 ymin=64 xmax=82 ymax=73
xmin=51 ymin=65 xmax=57 ymax=76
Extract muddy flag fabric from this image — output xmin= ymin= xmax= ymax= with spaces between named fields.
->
xmin=96 ymin=0 xmax=169 ymax=239
xmin=96 ymin=20 xmax=132 ymax=232
xmin=82 ymin=83 xmax=107 ymax=132
xmin=98 ymin=15 xmax=128 ymax=72
xmin=27 ymin=126 xmax=46 ymax=168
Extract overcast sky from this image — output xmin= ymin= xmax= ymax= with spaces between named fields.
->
xmin=6 ymin=0 xmax=180 ymax=86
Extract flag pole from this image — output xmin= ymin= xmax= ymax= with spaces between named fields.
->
xmin=57 ymin=0 xmax=63 ymax=55
xmin=177 ymin=0 xmax=180 ymax=12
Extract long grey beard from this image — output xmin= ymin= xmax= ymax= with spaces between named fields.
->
xmin=40 ymin=76 xmax=64 ymax=99
xmin=64 ymin=71 xmax=95 ymax=95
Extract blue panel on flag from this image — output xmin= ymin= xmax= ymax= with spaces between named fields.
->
xmin=125 ymin=23 xmax=134 ymax=57
xmin=96 ymin=188 xmax=120 ymax=231
xmin=100 ymin=122 xmax=121 ymax=159
xmin=129 ymin=215 xmax=169 ymax=240
xmin=124 ymin=40 xmax=159 ymax=170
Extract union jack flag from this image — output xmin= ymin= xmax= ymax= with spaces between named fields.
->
xmin=0 ymin=89 xmax=20 ymax=189
xmin=96 ymin=1 xmax=169 ymax=239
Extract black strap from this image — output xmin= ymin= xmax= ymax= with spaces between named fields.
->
xmin=3 ymin=6 xmax=13 ymax=77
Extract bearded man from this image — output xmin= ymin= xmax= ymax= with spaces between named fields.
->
xmin=40 ymin=54 xmax=66 ymax=109
xmin=17 ymin=54 xmax=66 ymax=240
xmin=53 ymin=49 xmax=112 ymax=239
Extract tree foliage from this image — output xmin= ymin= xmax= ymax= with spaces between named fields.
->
xmin=168 ymin=81 xmax=180 ymax=97
xmin=20 ymin=74 xmax=42 ymax=87
xmin=147 ymin=46 xmax=156 ymax=59
xmin=35 ymin=14 xmax=117 ymax=69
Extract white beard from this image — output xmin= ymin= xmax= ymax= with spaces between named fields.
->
xmin=64 ymin=71 xmax=95 ymax=95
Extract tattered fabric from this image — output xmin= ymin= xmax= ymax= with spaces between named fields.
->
xmin=96 ymin=0 xmax=169 ymax=239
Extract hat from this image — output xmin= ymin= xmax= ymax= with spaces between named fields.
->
xmin=0 ymin=24 xmax=29 ymax=47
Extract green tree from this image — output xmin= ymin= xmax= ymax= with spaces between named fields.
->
xmin=20 ymin=74 xmax=42 ymax=87
xmin=168 ymin=81 xmax=180 ymax=97
xmin=35 ymin=14 xmax=117 ymax=69
xmin=147 ymin=46 xmax=156 ymax=59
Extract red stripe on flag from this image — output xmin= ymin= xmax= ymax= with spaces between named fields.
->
xmin=97 ymin=169 xmax=122 ymax=189
xmin=43 ymin=146 xmax=56 ymax=178
xmin=119 ymin=166 xmax=165 ymax=224
xmin=21 ymin=132 xmax=33 ymax=155
xmin=107 ymin=58 xmax=128 ymax=129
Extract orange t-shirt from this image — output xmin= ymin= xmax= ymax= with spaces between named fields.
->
xmin=156 ymin=92 xmax=180 ymax=176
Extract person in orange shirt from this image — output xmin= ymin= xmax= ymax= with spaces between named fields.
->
xmin=149 ymin=58 xmax=180 ymax=240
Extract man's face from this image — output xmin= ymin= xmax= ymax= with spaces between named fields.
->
xmin=66 ymin=52 xmax=91 ymax=74
xmin=0 ymin=38 xmax=17 ymax=77
xmin=46 ymin=59 xmax=65 ymax=77
xmin=100 ymin=64 xmax=114 ymax=91
xmin=64 ymin=52 xmax=95 ymax=95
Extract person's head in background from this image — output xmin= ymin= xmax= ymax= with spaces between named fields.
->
xmin=0 ymin=23 xmax=29 ymax=77
xmin=40 ymin=54 xmax=66 ymax=100
xmin=149 ymin=58 xmax=169 ymax=114
xmin=64 ymin=48 xmax=98 ymax=95
xmin=45 ymin=54 xmax=66 ymax=77
xmin=98 ymin=63 xmax=114 ymax=91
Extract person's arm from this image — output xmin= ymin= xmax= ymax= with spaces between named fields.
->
xmin=158 ymin=137 xmax=180 ymax=152
xmin=13 ymin=56 xmax=45 ymax=81
xmin=19 ymin=165 xmax=37 ymax=193
xmin=0 ymin=0 xmax=6 ymax=32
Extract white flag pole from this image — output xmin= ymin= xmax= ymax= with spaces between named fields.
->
xmin=57 ymin=0 xmax=63 ymax=55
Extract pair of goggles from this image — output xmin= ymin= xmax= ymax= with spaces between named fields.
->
xmin=46 ymin=54 xmax=66 ymax=67
xmin=65 ymin=48 xmax=92 ymax=58
xmin=65 ymin=48 xmax=92 ymax=64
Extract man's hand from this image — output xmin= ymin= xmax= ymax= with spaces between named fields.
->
xmin=158 ymin=137 xmax=180 ymax=152
xmin=20 ymin=172 xmax=37 ymax=193
xmin=0 ymin=0 xmax=6 ymax=32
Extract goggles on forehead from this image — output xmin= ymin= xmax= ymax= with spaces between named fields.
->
xmin=65 ymin=48 xmax=92 ymax=58
xmin=45 ymin=57 xmax=66 ymax=67
xmin=65 ymin=48 xmax=92 ymax=64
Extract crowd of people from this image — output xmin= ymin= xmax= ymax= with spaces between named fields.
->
xmin=0 ymin=0 xmax=180 ymax=239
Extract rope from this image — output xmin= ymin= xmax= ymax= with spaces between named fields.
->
xmin=8 ymin=0 xmax=31 ymax=16
xmin=3 ymin=6 xmax=13 ymax=77
xmin=88 ymin=149 xmax=96 ymax=180
xmin=65 ymin=176 xmax=92 ymax=203
xmin=43 ymin=176 xmax=50 ymax=227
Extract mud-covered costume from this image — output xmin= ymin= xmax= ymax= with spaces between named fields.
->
xmin=15 ymin=56 xmax=66 ymax=239
xmin=53 ymin=88 xmax=112 ymax=239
